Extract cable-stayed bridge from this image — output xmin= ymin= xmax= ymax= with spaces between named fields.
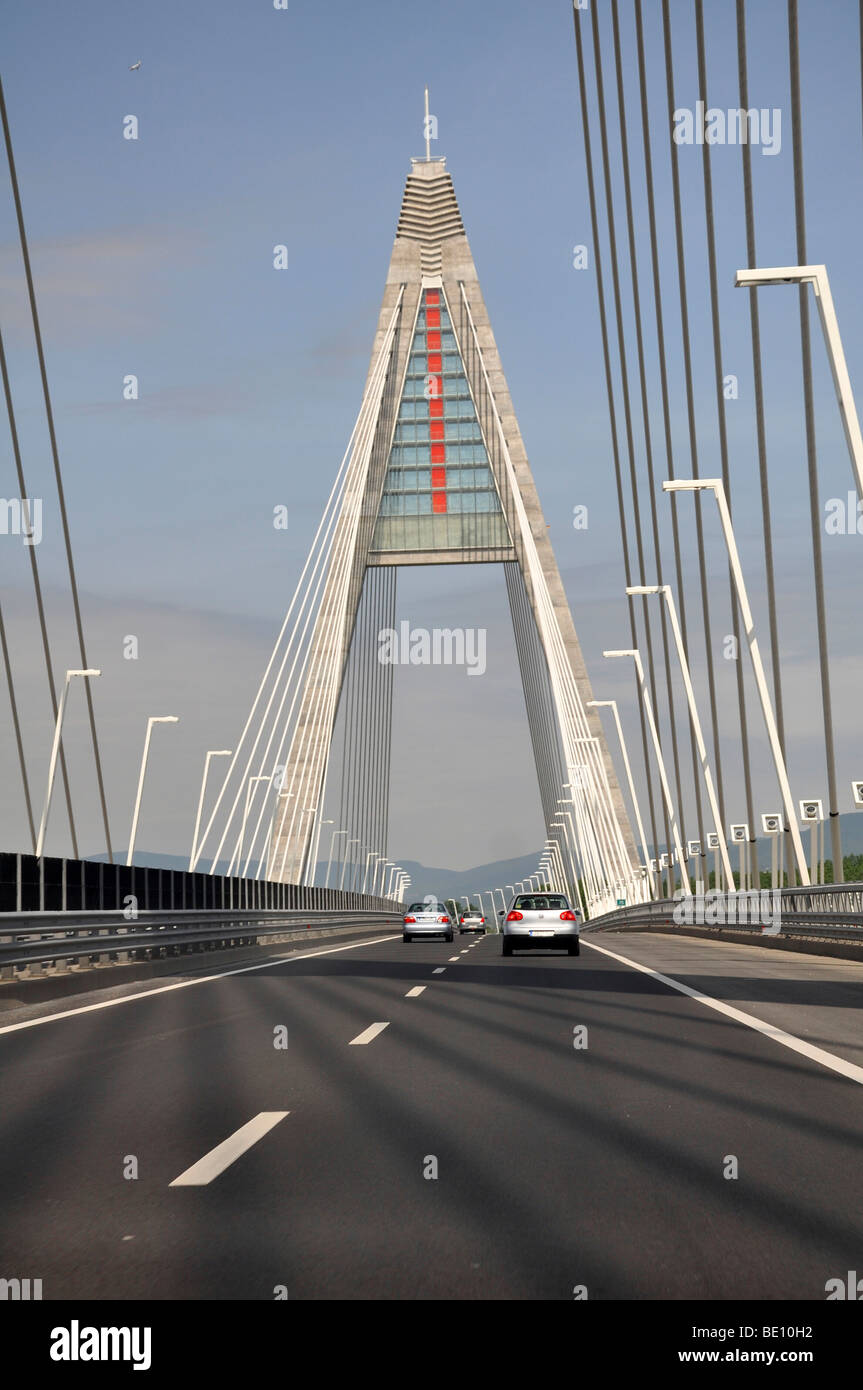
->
xmin=2 ymin=0 xmax=863 ymax=1319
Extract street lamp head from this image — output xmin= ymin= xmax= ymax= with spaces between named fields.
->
xmin=626 ymin=585 xmax=661 ymax=597
xmin=603 ymin=649 xmax=637 ymax=659
xmin=153 ymin=715 xmax=179 ymax=724
xmin=69 ymin=668 xmax=101 ymax=678
xmin=210 ymin=750 xmax=232 ymax=757
xmin=662 ymin=479 xmax=720 ymax=493
xmin=734 ymin=265 xmax=821 ymax=288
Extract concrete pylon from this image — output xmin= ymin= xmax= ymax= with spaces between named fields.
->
xmin=268 ymin=157 xmax=639 ymax=893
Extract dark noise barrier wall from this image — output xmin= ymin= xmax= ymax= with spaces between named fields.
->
xmin=0 ymin=853 xmax=398 ymax=916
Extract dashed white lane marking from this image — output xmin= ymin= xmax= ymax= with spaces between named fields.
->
xmin=432 ymin=967 xmax=445 ymax=974
xmin=0 ymin=934 xmax=398 ymax=1037
xmin=405 ymin=986 xmax=427 ymax=997
xmin=449 ymin=956 xmax=460 ymax=961
xmin=460 ymin=950 xmax=469 ymax=954
xmin=583 ymin=937 xmax=863 ymax=1087
xmin=349 ymin=1021 xmax=390 ymax=1045
xmin=170 ymin=1112 xmax=288 ymax=1187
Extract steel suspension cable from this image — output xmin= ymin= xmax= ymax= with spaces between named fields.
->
xmin=199 ymin=301 xmax=398 ymax=872
xmin=736 ymin=0 xmax=791 ymax=883
xmin=0 ymin=74 xmax=112 ymax=860
xmin=788 ymin=0 xmax=844 ymax=882
xmin=633 ymin=0 xmax=708 ymax=886
xmin=694 ymin=0 xmax=758 ymax=888
xmin=0 ymin=319 xmax=77 ymax=853
xmin=0 ymin=595 xmax=35 ymax=848
xmin=661 ymin=0 xmax=728 ymax=856
xmin=590 ymin=1 xmax=674 ymax=896
xmin=271 ymin=317 xmax=398 ymax=882
xmin=609 ymin=1 xmax=691 ymax=876
xmin=572 ymin=3 xmax=662 ymax=890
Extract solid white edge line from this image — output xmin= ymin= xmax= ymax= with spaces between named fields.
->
xmin=405 ymin=986 xmax=426 ymax=997
xmin=170 ymin=1111 xmax=288 ymax=1187
xmin=349 ymin=1021 xmax=389 ymax=1045
xmin=0 ymin=935 xmax=398 ymax=1037
xmin=432 ymin=967 xmax=445 ymax=974
xmin=583 ymin=937 xmax=863 ymax=1086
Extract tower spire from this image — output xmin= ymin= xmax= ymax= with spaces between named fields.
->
xmin=424 ymin=86 xmax=430 ymax=161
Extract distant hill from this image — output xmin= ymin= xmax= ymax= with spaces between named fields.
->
xmin=88 ymin=810 xmax=863 ymax=894
xmin=85 ymin=848 xmax=542 ymax=900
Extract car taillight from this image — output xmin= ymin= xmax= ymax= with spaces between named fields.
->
xmin=440 ymin=916 xmax=450 ymax=924
xmin=507 ymin=910 xmax=523 ymax=921
xmin=480 ymin=918 xmax=485 ymax=924
xmin=404 ymin=916 xmax=416 ymax=924
xmin=560 ymin=910 xmax=576 ymax=920
xmin=460 ymin=918 xmax=465 ymax=924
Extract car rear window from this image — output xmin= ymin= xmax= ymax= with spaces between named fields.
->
xmin=407 ymin=902 xmax=444 ymax=914
xmin=514 ymin=895 xmax=568 ymax=910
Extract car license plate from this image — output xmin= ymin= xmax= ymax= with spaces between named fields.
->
xmin=529 ymin=929 xmax=554 ymax=936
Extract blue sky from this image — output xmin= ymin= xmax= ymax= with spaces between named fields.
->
xmin=1 ymin=0 xmax=862 ymax=871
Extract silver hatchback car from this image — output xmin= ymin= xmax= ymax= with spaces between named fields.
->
xmin=500 ymin=893 xmax=581 ymax=956
xmin=403 ymin=900 xmax=454 ymax=943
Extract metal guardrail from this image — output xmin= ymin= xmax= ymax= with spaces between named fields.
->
xmin=588 ymin=883 xmax=863 ymax=944
xmin=0 ymin=908 xmax=403 ymax=978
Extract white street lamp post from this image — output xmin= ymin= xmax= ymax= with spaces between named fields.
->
xmin=300 ymin=807 xmax=318 ymax=887
xmin=341 ymin=838 xmax=360 ymax=892
xmin=553 ymin=808 xmax=589 ymax=916
xmin=35 ymin=669 xmax=101 ymax=859
xmin=128 ymin=716 xmax=179 ymax=867
xmin=544 ymin=842 xmax=567 ymax=895
xmin=626 ymin=585 xmax=735 ymax=895
xmin=587 ymin=698 xmax=653 ymax=899
xmin=376 ymin=859 xmax=393 ymax=897
xmin=189 ymin=750 xmax=231 ymax=871
xmin=663 ymin=478 xmax=810 ymax=886
xmin=362 ymin=851 xmax=380 ymax=896
xmin=326 ymin=828 xmax=347 ymax=890
xmin=735 ymin=265 xmax=863 ymax=501
xmin=604 ymin=649 xmax=692 ymax=896
xmin=544 ymin=837 xmax=566 ymax=893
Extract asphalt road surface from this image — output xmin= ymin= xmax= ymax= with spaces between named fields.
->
xmin=2 ymin=928 xmax=863 ymax=1300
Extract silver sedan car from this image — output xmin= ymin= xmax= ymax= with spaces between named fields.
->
xmin=403 ymin=900 xmax=454 ymax=943
xmin=500 ymin=893 xmax=581 ymax=956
